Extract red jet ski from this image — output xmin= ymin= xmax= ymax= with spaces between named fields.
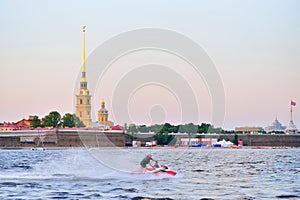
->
xmin=132 ymin=163 xmax=176 ymax=176
xmin=145 ymin=167 xmax=177 ymax=176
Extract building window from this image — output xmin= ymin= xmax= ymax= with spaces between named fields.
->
xmin=87 ymin=111 xmax=89 ymax=115
xmin=102 ymin=117 xmax=104 ymax=122
xmin=87 ymin=99 xmax=90 ymax=105
xmin=80 ymin=112 xmax=82 ymax=117
xmin=80 ymin=99 xmax=83 ymax=104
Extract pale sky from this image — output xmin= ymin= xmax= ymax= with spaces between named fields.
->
xmin=0 ymin=0 xmax=299 ymax=130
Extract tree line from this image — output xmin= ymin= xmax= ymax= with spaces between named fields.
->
xmin=31 ymin=111 xmax=85 ymax=128
xmin=126 ymin=122 xmax=224 ymax=134
xmin=126 ymin=122 xmax=225 ymax=146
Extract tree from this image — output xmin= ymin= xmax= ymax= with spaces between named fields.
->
xmin=233 ymin=134 xmax=238 ymax=145
xmin=138 ymin=125 xmax=150 ymax=133
xmin=159 ymin=123 xmax=172 ymax=134
xmin=61 ymin=113 xmax=76 ymax=128
xmin=198 ymin=123 xmax=212 ymax=133
xmin=154 ymin=132 xmax=176 ymax=146
xmin=127 ymin=124 xmax=138 ymax=141
xmin=43 ymin=111 xmax=61 ymax=128
xmin=127 ymin=124 xmax=138 ymax=134
xmin=150 ymin=124 xmax=163 ymax=133
xmin=154 ymin=123 xmax=176 ymax=145
xmin=178 ymin=123 xmax=197 ymax=134
xmin=31 ymin=115 xmax=41 ymax=128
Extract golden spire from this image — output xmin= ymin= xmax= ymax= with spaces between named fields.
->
xmin=81 ymin=25 xmax=87 ymax=84
xmin=101 ymin=98 xmax=105 ymax=108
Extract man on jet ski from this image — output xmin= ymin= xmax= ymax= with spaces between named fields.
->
xmin=140 ymin=154 xmax=170 ymax=174
xmin=140 ymin=154 xmax=157 ymax=170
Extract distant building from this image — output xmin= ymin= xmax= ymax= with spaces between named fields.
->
xmin=265 ymin=117 xmax=286 ymax=132
xmin=111 ymin=125 xmax=124 ymax=131
xmin=0 ymin=116 xmax=39 ymax=131
xmin=235 ymin=127 xmax=264 ymax=134
xmin=0 ymin=122 xmax=21 ymax=131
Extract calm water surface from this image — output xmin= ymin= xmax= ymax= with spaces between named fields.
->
xmin=0 ymin=148 xmax=299 ymax=200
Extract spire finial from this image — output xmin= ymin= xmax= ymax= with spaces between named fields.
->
xmin=82 ymin=25 xmax=86 ymax=73
xmin=101 ymin=98 xmax=105 ymax=108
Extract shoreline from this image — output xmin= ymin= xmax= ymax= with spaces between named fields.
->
xmin=1 ymin=146 xmax=299 ymax=150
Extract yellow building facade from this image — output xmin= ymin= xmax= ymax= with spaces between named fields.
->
xmin=98 ymin=100 xmax=113 ymax=127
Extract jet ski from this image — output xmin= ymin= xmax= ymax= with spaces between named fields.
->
xmin=132 ymin=163 xmax=176 ymax=176
xmin=145 ymin=166 xmax=177 ymax=176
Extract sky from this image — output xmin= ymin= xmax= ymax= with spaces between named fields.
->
xmin=0 ymin=0 xmax=299 ymax=130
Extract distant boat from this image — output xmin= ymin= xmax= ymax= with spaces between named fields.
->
xmin=31 ymin=147 xmax=45 ymax=151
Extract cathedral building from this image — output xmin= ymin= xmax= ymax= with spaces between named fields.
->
xmin=75 ymin=26 xmax=115 ymax=129
xmin=75 ymin=25 xmax=92 ymax=127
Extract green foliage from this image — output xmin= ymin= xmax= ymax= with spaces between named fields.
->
xmin=138 ymin=125 xmax=150 ymax=133
xmin=150 ymin=124 xmax=163 ymax=133
xmin=209 ymin=127 xmax=223 ymax=134
xmin=178 ymin=123 xmax=197 ymax=134
xmin=126 ymin=122 xmax=226 ymax=135
xmin=197 ymin=123 xmax=211 ymax=133
xmin=31 ymin=112 xmax=84 ymax=128
xmin=159 ymin=123 xmax=172 ymax=133
xmin=259 ymin=130 xmax=267 ymax=134
xmin=30 ymin=115 xmax=41 ymax=128
xmin=233 ymin=134 xmax=238 ymax=145
xmin=127 ymin=124 xmax=138 ymax=141
xmin=61 ymin=113 xmax=76 ymax=128
xmin=153 ymin=123 xmax=177 ymax=145
xmin=269 ymin=131 xmax=285 ymax=134
xmin=43 ymin=111 xmax=61 ymax=128
xmin=127 ymin=124 xmax=138 ymax=134
xmin=154 ymin=132 xmax=176 ymax=145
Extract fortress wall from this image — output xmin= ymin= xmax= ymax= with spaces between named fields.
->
xmin=57 ymin=131 xmax=125 ymax=147
xmin=0 ymin=130 xmax=125 ymax=148
xmin=0 ymin=136 xmax=20 ymax=147
xmin=0 ymin=131 xmax=299 ymax=147
xmin=218 ymin=134 xmax=300 ymax=147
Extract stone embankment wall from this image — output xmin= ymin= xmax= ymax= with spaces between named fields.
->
xmin=0 ymin=131 xmax=299 ymax=148
xmin=0 ymin=130 xmax=125 ymax=148
xmin=218 ymin=134 xmax=300 ymax=147
xmin=176 ymin=134 xmax=300 ymax=147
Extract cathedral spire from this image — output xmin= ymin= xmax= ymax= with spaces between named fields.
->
xmin=76 ymin=25 xmax=92 ymax=128
xmin=80 ymin=25 xmax=87 ymax=87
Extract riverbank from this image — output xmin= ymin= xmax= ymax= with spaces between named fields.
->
xmin=1 ymin=145 xmax=299 ymax=151
xmin=1 ymin=130 xmax=300 ymax=148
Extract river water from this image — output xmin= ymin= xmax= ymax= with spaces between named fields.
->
xmin=0 ymin=148 xmax=299 ymax=200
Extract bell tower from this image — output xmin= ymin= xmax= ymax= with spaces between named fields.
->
xmin=75 ymin=25 xmax=92 ymax=127
xmin=98 ymin=100 xmax=113 ymax=127
xmin=98 ymin=100 xmax=108 ymax=124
